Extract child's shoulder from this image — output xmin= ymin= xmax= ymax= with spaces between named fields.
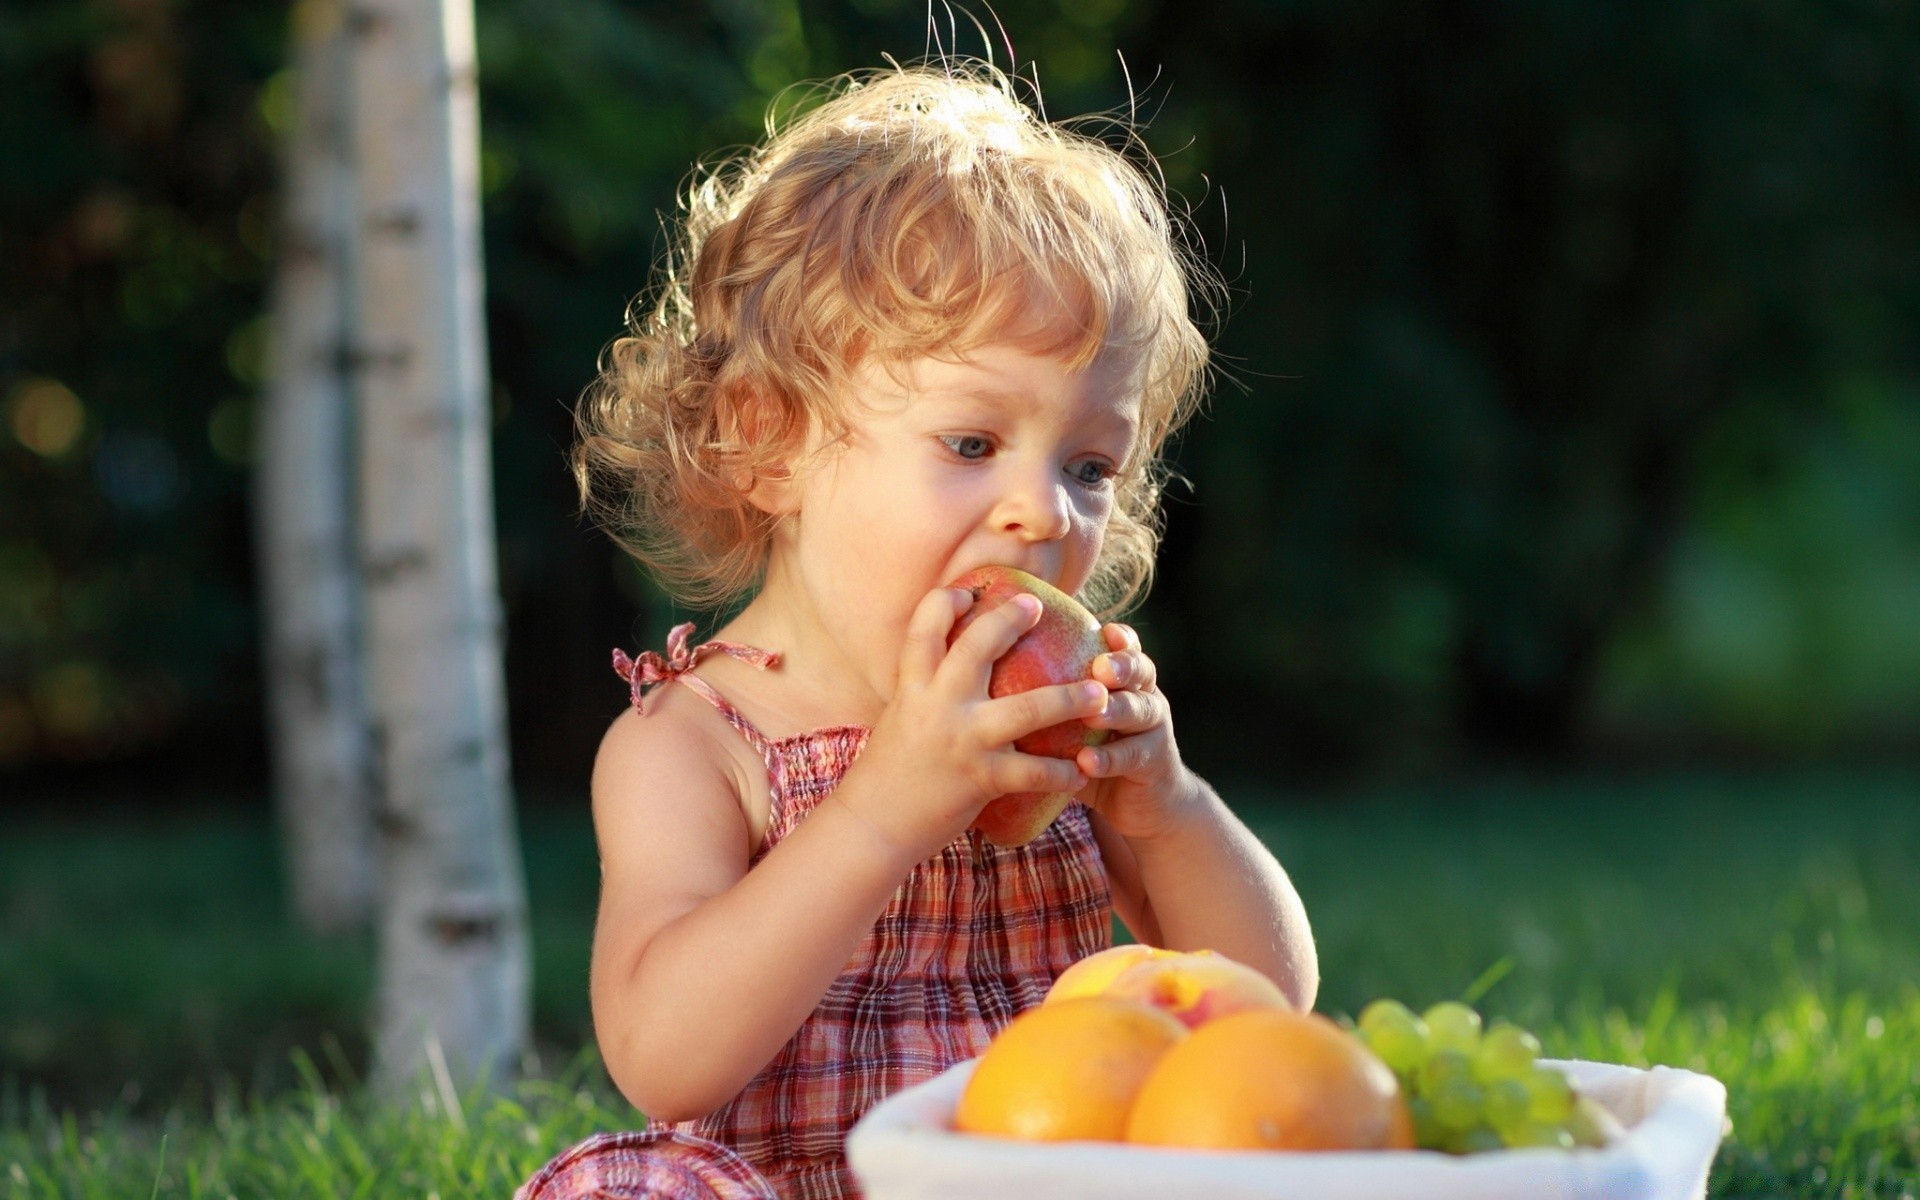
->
xmin=592 ymin=675 xmax=772 ymax=861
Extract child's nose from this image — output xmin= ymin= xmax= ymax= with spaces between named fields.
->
xmin=995 ymin=471 xmax=1073 ymax=541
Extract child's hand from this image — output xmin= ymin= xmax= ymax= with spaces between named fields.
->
xmin=1072 ymin=623 xmax=1204 ymax=842
xmin=844 ymin=587 xmax=1112 ymax=861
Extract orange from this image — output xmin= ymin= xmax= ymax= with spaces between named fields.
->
xmin=1124 ymin=1009 xmax=1416 ymax=1151
xmin=953 ymin=996 xmax=1189 ymax=1142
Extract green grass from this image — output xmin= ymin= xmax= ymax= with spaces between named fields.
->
xmin=3 ymin=769 xmax=1918 ymax=1197
xmin=1246 ymin=769 xmax=1920 ymax=1197
xmin=0 ymin=804 xmax=600 ymax=1110
xmin=0 ymin=1048 xmax=622 ymax=1198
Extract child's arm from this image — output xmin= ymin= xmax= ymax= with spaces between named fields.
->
xmin=588 ymin=699 xmax=920 ymax=1123
xmin=1088 ymin=783 xmax=1318 ymax=1010
xmin=589 ymin=589 xmax=1111 ymax=1123
xmin=1074 ymin=624 xmax=1320 ymax=1011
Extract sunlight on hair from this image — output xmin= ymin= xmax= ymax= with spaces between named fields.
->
xmin=574 ymin=58 xmax=1221 ymax=620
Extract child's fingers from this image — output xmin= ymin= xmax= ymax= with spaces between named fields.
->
xmin=1078 ymin=730 xmax=1164 ymax=779
xmin=900 ymin=587 xmax=972 ymax=688
xmin=1082 ymin=725 xmax=1167 ymax=783
xmin=979 ymin=679 xmax=1107 ymax=746
xmin=947 ymin=592 xmax=1042 ymax=690
xmin=1095 ymin=649 xmax=1156 ymax=693
xmin=1083 ymin=687 xmax=1161 ymax=732
xmin=991 ymin=751 xmax=1087 ymax=799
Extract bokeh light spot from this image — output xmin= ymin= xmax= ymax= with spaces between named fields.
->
xmin=6 ymin=378 xmax=88 ymax=458
xmin=257 ymin=68 xmax=296 ymax=137
xmin=32 ymin=662 xmax=108 ymax=739
xmin=92 ymin=431 xmax=184 ymax=514
xmin=1062 ymin=0 xmax=1129 ymax=30
xmin=209 ymin=398 xmax=255 ymax=464
xmin=225 ymin=316 xmax=270 ymax=385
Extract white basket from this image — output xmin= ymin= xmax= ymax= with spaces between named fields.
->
xmin=847 ymin=1057 xmax=1728 ymax=1200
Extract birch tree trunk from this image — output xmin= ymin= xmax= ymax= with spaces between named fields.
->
xmin=257 ymin=0 xmax=376 ymax=936
xmin=347 ymin=0 xmax=530 ymax=1096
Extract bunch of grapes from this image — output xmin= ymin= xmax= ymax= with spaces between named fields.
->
xmin=1354 ymin=999 xmax=1624 ymax=1155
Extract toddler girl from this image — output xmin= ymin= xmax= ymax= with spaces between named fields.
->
xmin=517 ymin=60 xmax=1317 ymax=1200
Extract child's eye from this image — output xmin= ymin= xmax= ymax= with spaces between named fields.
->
xmin=938 ymin=435 xmax=1114 ymax=487
xmin=939 ymin=435 xmax=994 ymax=460
xmin=1071 ymin=459 xmax=1117 ymax=487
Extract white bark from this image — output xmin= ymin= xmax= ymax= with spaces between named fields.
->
xmin=257 ymin=0 xmax=376 ymax=936
xmin=348 ymin=0 xmax=529 ymax=1096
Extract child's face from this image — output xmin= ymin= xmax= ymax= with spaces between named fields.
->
xmin=774 ymin=339 xmax=1141 ymax=698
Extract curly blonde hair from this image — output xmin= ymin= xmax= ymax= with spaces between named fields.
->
xmin=574 ymin=59 xmax=1218 ymax=619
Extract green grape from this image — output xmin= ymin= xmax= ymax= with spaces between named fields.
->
xmin=1473 ymin=1022 xmax=1541 ymax=1082
xmin=1503 ymin=1121 xmax=1576 ymax=1150
xmin=1523 ymin=1064 xmax=1576 ymax=1124
xmin=1370 ymin=1024 xmax=1432 ymax=1078
xmin=1482 ymin=1077 xmax=1532 ymax=1133
xmin=1359 ymin=998 xmax=1419 ymax=1032
xmin=1448 ymin=1125 xmax=1504 ymax=1156
xmin=1420 ymin=1053 xmax=1484 ymax=1133
xmin=1567 ymin=1094 xmax=1627 ymax=1148
xmin=1407 ymin=1096 xmax=1445 ymax=1150
xmin=1418 ymin=1048 xmax=1473 ymax=1094
xmin=1423 ymin=1001 xmax=1483 ymax=1054
xmin=1358 ymin=1001 xmax=1432 ymax=1076
xmin=1429 ymin=1079 xmax=1483 ymax=1131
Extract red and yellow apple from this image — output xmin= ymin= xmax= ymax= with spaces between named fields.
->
xmin=1100 ymin=951 xmax=1293 ymax=1029
xmin=1044 ymin=944 xmax=1191 ymax=1004
xmin=946 ymin=565 xmax=1110 ymax=847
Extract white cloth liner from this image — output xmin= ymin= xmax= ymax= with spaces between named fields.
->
xmin=847 ymin=1057 xmax=1728 ymax=1200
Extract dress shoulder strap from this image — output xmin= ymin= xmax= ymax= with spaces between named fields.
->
xmin=664 ymin=672 xmax=775 ymax=763
xmin=612 ymin=622 xmax=782 ymax=772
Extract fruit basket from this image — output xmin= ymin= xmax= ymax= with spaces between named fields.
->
xmin=846 ymin=1056 xmax=1728 ymax=1200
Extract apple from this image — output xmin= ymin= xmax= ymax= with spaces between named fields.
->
xmin=946 ymin=565 xmax=1111 ymax=847
xmin=1045 ymin=944 xmax=1193 ymax=1004
xmin=1101 ymin=951 xmax=1293 ymax=1029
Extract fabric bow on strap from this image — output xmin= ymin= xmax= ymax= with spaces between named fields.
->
xmin=612 ymin=621 xmax=781 ymax=715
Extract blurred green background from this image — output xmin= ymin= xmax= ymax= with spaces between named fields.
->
xmin=3 ymin=0 xmax=1919 ymax=1158
xmin=4 ymin=0 xmax=1917 ymax=796
xmin=4 ymin=0 xmax=1918 ymax=791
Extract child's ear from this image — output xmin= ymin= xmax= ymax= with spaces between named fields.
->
xmin=728 ymin=386 xmax=802 ymax=517
xmin=745 ymin=460 xmax=798 ymax=517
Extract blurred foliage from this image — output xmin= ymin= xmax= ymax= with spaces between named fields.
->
xmin=0 ymin=0 xmax=1915 ymax=788
xmin=0 ymin=0 xmax=277 ymax=770
xmin=1122 ymin=0 xmax=1920 ymax=771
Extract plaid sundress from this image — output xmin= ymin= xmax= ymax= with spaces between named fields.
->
xmin=515 ymin=624 xmax=1114 ymax=1200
